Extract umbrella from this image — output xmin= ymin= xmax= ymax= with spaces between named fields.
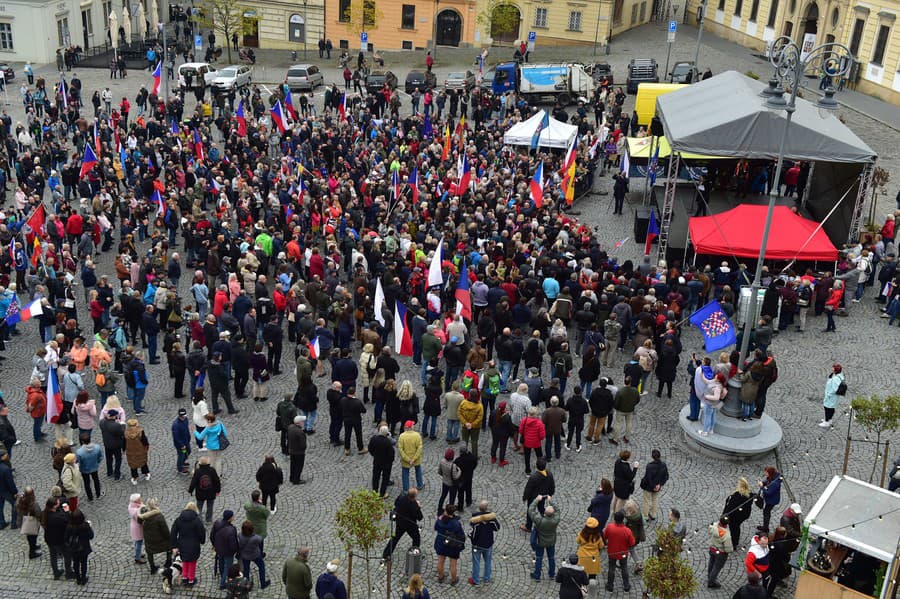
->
xmin=149 ymin=0 xmax=159 ymax=37
xmin=109 ymin=11 xmax=118 ymax=50
xmin=123 ymin=6 xmax=131 ymax=44
xmin=137 ymin=2 xmax=146 ymax=39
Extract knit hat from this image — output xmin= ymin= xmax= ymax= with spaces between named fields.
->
xmin=404 ymin=420 xmax=415 ymax=429
xmin=64 ymin=453 xmax=76 ymax=464
xmin=223 ymin=510 xmax=235 ymax=520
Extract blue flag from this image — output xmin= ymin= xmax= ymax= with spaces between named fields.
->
xmin=649 ymin=145 xmax=660 ymax=185
xmin=531 ymin=111 xmax=549 ymax=151
xmin=688 ymin=300 xmax=737 ymax=352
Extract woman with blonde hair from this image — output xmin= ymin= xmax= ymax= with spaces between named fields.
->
xmin=100 ymin=395 xmax=127 ymax=422
xmin=169 ymin=501 xmax=206 ymax=586
xmin=358 ymin=343 xmax=377 ymax=403
xmin=401 ymin=573 xmax=431 ymax=599
xmin=394 ymin=380 xmax=419 ymax=435
xmin=722 ymin=477 xmax=753 ymax=550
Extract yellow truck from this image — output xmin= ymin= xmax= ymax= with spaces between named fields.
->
xmin=634 ymin=83 xmax=685 ymax=126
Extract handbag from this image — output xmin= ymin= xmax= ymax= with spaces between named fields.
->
xmin=218 ymin=431 xmax=231 ymax=450
xmin=754 ymin=489 xmax=765 ymax=509
xmin=580 ymin=585 xmax=590 ymax=599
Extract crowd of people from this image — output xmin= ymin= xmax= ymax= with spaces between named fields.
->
xmin=0 ymin=35 xmax=897 ymax=599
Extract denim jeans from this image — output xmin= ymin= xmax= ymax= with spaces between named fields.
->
xmin=445 ymin=367 xmax=460 ymax=391
xmin=133 ymin=387 xmax=146 ymax=412
xmin=32 ymin=416 xmax=44 ymax=441
xmin=531 ymin=531 xmax=556 ymax=579
xmin=176 ymin=447 xmax=190 ymax=472
xmin=134 ymin=539 xmax=144 ymax=561
xmin=422 ymin=414 xmax=437 ymax=438
xmin=0 ymin=491 xmax=18 ymax=527
xmin=446 ymin=419 xmax=460 ymax=441
xmin=218 ymin=555 xmax=235 ymax=588
xmin=498 ymin=360 xmax=513 ymax=390
xmin=702 ymin=405 xmax=717 ymax=433
xmin=242 ymin=556 xmax=267 ymax=586
xmin=402 ymin=465 xmax=423 ymax=493
xmin=472 ymin=547 xmax=493 ymax=584
xmin=688 ymin=389 xmax=701 ymax=420
xmin=420 ymin=361 xmax=429 ymax=387
xmin=302 ymin=409 xmax=317 ymax=431
xmin=147 ymin=335 xmax=158 ymax=361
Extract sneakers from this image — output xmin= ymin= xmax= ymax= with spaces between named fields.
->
xmin=818 ymin=420 xmax=832 ymax=428
xmin=344 ymin=449 xmax=351 ymax=456
xmin=564 ymin=444 xmax=571 ymax=451
xmin=145 ymin=473 xmax=151 ymax=481
xmin=131 ymin=478 xmax=138 ymax=485
xmin=851 ymin=298 xmax=860 ymax=303
xmin=358 ymin=448 xmax=368 ymax=455
xmin=498 ymin=460 xmax=509 ymax=467
xmin=271 ymin=507 xmax=277 ymax=514
xmin=491 ymin=457 xmax=497 ymax=464
xmin=576 ymin=446 xmax=583 ymax=453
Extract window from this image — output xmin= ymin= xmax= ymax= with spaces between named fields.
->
xmin=831 ymin=8 xmax=839 ymax=27
xmin=631 ymin=4 xmax=638 ymax=25
xmin=363 ymin=0 xmax=376 ymax=27
xmin=734 ymin=0 xmax=743 ymax=17
xmin=849 ymin=18 xmax=865 ymax=55
xmin=102 ymin=1 xmax=113 ymax=29
xmin=568 ymin=10 xmax=582 ymax=30
xmin=82 ymin=9 xmax=93 ymax=36
xmin=718 ymin=0 xmax=725 ymax=10
xmin=57 ymin=17 xmax=70 ymax=46
xmin=613 ymin=0 xmax=624 ymax=24
xmin=289 ymin=14 xmax=305 ymax=42
xmin=0 ymin=23 xmax=11 ymax=50
xmin=534 ymin=7 xmax=548 ymax=27
xmin=639 ymin=1 xmax=646 ymax=21
xmin=766 ymin=0 xmax=779 ymax=27
xmin=401 ymin=4 xmax=415 ymax=29
xmin=749 ymin=0 xmax=759 ymax=21
xmin=871 ymin=24 xmax=891 ymax=65
xmin=402 ymin=40 xmax=413 ymax=49
xmin=339 ymin=0 xmax=351 ymax=22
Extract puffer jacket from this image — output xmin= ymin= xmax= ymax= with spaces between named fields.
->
xmin=518 ymin=416 xmax=546 ymax=449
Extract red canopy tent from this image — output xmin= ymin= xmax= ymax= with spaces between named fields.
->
xmin=688 ymin=204 xmax=839 ymax=262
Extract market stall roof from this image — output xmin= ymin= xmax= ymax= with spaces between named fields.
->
xmin=806 ymin=476 xmax=900 ymax=563
xmin=503 ymin=110 xmax=578 ymax=150
xmin=655 ymin=70 xmax=877 ymax=164
xmin=688 ymin=204 xmax=839 ymax=261
xmin=625 ymin=136 xmax=719 ymax=160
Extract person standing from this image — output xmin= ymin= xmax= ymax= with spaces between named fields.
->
xmin=468 ymin=500 xmax=499 ymax=586
xmin=542 ymin=396 xmax=567 ymax=461
xmin=244 ymin=490 xmax=271 ymax=553
xmin=25 ymin=382 xmax=47 ymax=442
xmin=188 ymin=456 xmax=221 ymax=522
xmin=436 ymin=448 xmax=461 ymax=516
xmin=565 ymin=386 xmax=589 ymax=452
xmin=706 ymin=515 xmax=733 ymax=588
xmin=211 ymin=510 xmax=240 ymax=590
xmin=287 ymin=415 xmax=308 ymax=484
xmin=639 ymin=449 xmax=669 ymax=521
xmin=723 ymin=477 xmax=753 ymax=550
xmin=315 ymin=560 xmax=347 ymax=599
xmin=75 ymin=434 xmax=103 ymax=501
xmin=398 ymin=420 xmax=423 ymax=493
xmin=340 ymin=387 xmax=367 ymax=456
xmin=383 ymin=488 xmax=424 ymax=560
xmin=434 ymin=504 xmax=465 ymax=585
xmin=575 ymin=517 xmax=604 ymax=588
xmin=758 ymin=467 xmax=781 ymax=532
xmin=603 ymin=510 xmax=635 ymax=592
xmin=124 ymin=419 xmax=151 ymax=485
xmin=609 ymin=376 xmax=640 ymax=445
xmin=454 ymin=445 xmax=477 ymax=511
xmin=442 ymin=382 xmax=464 ymax=443
xmin=457 ymin=392 xmax=484 ymax=456
xmin=611 ymin=451 xmax=638 ymax=514
xmin=194 ymin=413 xmax=228 ymax=475
xmin=276 ymin=393 xmax=299 ymax=455
xmin=238 ymin=520 xmax=271 ymax=588
xmin=519 ymin=406 xmax=546 ymax=475
xmin=99 ymin=409 xmax=125 ymax=480
xmin=744 ymin=531 xmax=771 ymax=591
xmin=368 ymin=425 xmax=394 ymax=497
xmin=282 ymin=547 xmax=313 ymax=599
xmin=128 ymin=493 xmax=146 ymax=564
xmin=255 ymin=456 xmax=284 ymax=512
xmin=170 ymin=502 xmax=206 ymax=587
xmin=138 ymin=498 xmax=171 ymax=575
xmin=59 ymin=453 xmax=82 ymax=511
xmin=820 ymin=363 xmax=845 ymax=428
xmin=557 ymin=554 xmax=590 ymax=599
xmin=586 ymin=379 xmax=614 ymax=445
xmin=172 ymin=408 xmax=192 ymax=474
xmin=42 ymin=496 xmax=73 ymax=579
xmin=64 ymin=509 xmax=94 ymax=586
xmin=529 ymin=495 xmax=560 ymax=581
xmin=16 ymin=487 xmax=42 ymax=559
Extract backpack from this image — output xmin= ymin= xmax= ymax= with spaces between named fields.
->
xmin=95 ymin=372 xmax=106 ymax=387
xmin=64 ymin=529 xmax=84 ymax=553
xmin=769 ymin=363 xmax=778 ymax=384
xmin=198 ymin=472 xmax=213 ymax=491
xmin=638 ymin=354 xmax=653 ymax=372
xmin=461 ymin=371 xmax=476 ymax=392
xmin=553 ymin=354 xmax=569 ymax=373
xmin=836 ymin=380 xmax=848 ymax=396
xmin=486 ymin=373 xmax=501 ymax=395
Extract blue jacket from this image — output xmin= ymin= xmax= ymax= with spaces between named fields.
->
xmin=0 ymin=461 xmax=17 ymax=494
xmin=314 ymin=572 xmax=347 ymax=599
xmin=195 ymin=421 xmax=227 ymax=450
xmin=75 ymin=444 xmax=104 ymax=474
xmin=762 ymin=475 xmax=782 ymax=506
xmin=172 ymin=417 xmax=191 ymax=449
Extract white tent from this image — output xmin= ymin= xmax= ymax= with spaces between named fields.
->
xmin=503 ymin=110 xmax=578 ymax=150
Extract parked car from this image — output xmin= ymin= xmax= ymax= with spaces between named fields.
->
xmin=592 ymin=62 xmax=613 ymax=86
xmin=668 ymin=61 xmax=699 ymax=84
xmin=177 ymin=62 xmax=217 ymax=89
xmin=405 ymin=70 xmax=436 ymax=93
xmin=0 ymin=64 xmax=14 ymax=82
xmin=286 ymin=64 xmax=324 ymax=91
xmin=444 ymin=70 xmax=476 ymax=91
xmin=211 ymin=64 xmax=253 ymax=91
xmin=626 ymin=58 xmax=659 ymax=94
xmin=365 ymin=70 xmax=398 ymax=94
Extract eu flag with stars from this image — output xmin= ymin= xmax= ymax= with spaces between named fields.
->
xmin=688 ymin=300 xmax=736 ymax=352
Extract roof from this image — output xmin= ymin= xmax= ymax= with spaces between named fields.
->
xmin=503 ymin=110 xmax=578 ymax=150
xmin=688 ymin=204 xmax=839 ymax=261
xmin=805 ymin=476 xmax=900 ymax=562
xmin=655 ymin=70 xmax=876 ymax=164
xmin=626 ymin=136 xmax=719 ymax=160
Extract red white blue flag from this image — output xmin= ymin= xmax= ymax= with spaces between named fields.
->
xmin=393 ymin=302 xmax=414 ymax=357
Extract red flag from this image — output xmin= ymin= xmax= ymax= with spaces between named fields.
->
xmin=24 ymin=204 xmax=46 ymax=244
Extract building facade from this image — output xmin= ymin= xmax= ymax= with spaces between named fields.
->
xmin=684 ymin=0 xmax=899 ymax=104
xmin=236 ymin=0 xmax=326 ymax=52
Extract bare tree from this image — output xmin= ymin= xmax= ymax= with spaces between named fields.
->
xmin=197 ymin=0 xmax=248 ymax=63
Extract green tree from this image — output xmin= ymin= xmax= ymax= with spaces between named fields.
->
xmin=850 ymin=394 xmax=900 ymax=483
xmin=642 ymin=526 xmax=698 ymax=599
xmin=475 ymin=0 xmax=521 ymax=42
xmin=342 ymin=0 xmax=382 ymax=38
xmin=197 ymin=0 xmax=249 ymax=63
xmin=334 ymin=488 xmax=390 ymax=599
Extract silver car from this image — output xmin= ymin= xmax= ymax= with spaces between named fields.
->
xmin=286 ymin=64 xmax=324 ymax=91
xmin=211 ymin=65 xmax=253 ymax=91
xmin=444 ymin=70 xmax=475 ymax=91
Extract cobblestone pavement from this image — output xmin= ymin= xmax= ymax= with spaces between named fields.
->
xmin=0 ymin=23 xmax=898 ymax=599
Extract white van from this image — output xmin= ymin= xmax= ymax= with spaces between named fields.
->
xmin=177 ymin=62 xmax=218 ymax=89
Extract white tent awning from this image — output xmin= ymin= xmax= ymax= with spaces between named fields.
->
xmin=503 ymin=110 xmax=578 ymax=150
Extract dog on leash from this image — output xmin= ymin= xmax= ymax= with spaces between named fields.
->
xmin=161 ymin=553 xmax=184 ymax=595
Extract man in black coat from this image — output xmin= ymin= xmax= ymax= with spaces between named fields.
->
xmin=43 ymin=498 xmax=72 ymax=578
xmin=521 ymin=457 xmax=555 ymax=532
xmin=326 ymin=382 xmax=344 ymax=446
xmin=367 ymin=425 xmax=395 ymax=497
xmin=332 ymin=348 xmax=358 ymax=390
xmin=142 ymin=305 xmax=161 ymax=363
xmin=230 ymin=336 xmax=250 ymax=399
xmin=375 ymin=347 xmax=400 ymax=381
xmin=638 ymin=449 xmax=669 ymax=521
xmin=733 ymin=571 xmax=768 ymax=599
xmin=262 ymin=316 xmax=283 ymax=375
xmin=99 ymin=409 xmax=125 ymax=479
xmin=210 ymin=510 xmax=239 ymax=590
xmin=287 ymin=416 xmax=308 ymax=484
xmin=382 ymin=488 xmax=423 ymax=560
xmin=340 ymin=387 xmax=367 ymax=455
xmin=207 ymin=353 xmax=238 ymax=415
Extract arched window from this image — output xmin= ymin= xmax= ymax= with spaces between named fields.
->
xmin=289 ymin=14 xmax=305 ymax=43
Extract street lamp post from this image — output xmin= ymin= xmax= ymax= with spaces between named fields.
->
xmin=303 ymin=0 xmax=308 ymax=60
xmin=692 ymin=0 xmax=706 ymax=69
xmin=737 ymin=36 xmax=852 ymax=365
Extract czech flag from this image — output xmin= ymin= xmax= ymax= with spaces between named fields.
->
xmin=235 ymin=100 xmax=247 ymax=137
xmin=79 ymin=144 xmax=98 ymax=179
xmin=393 ymin=302 xmax=414 ymax=357
xmin=645 ymin=210 xmax=659 ymax=256
xmin=192 ymin=129 xmax=204 ymax=161
xmin=284 ymin=89 xmax=298 ymax=120
xmin=308 ymin=336 xmax=320 ymax=360
xmin=455 ymin=260 xmax=472 ymax=321
xmin=7 ymin=236 xmax=14 ymax=262
xmin=46 ymin=368 xmax=63 ymax=424
xmin=530 ymin=161 xmax=544 ymax=208
xmin=170 ymin=119 xmax=180 ymax=135
xmin=152 ymin=190 xmax=167 ymax=221
xmin=270 ymin=100 xmax=286 ymax=133
xmin=408 ymin=166 xmax=419 ymax=205
xmin=441 ymin=125 xmax=451 ymax=161
xmin=151 ymin=61 xmax=162 ymax=96
xmin=338 ymin=92 xmax=347 ymax=121
xmin=5 ymin=297 xmax=42 ymax=326
xmin=428 ymin=236 xmax=444 ymax=288
xmin=457 ymin=155 xmax=471 ymax=194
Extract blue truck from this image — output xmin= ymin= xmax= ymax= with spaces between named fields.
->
xmin=490 ymin=62 xmax=593 ymax=104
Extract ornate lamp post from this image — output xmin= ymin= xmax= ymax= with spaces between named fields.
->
xmin=737 ymin=36 xmax=853 ymax=364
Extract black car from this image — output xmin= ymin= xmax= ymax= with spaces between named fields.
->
xmin=404 ymin=70 xmax=436 ymax=94
xmin=593 ymin=62 xmax=613 ymax=86
xmin=366 ymin=70 xmax=398 ymax=94
xmin=0 ymin=64 xmax=14 ymax=82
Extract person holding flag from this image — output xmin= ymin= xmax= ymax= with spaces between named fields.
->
xmin=151 ymin=60 xmax=162 ymax=96
xmin=235 ymin=100 xmax=247 ymax=137
xmin=644 ymin=211 xmax=659 ymax=256
xmin=79 ymin=145 xmax=99 ymax=179
xmin=270 ymin=100 xmax=287 ymax=133
xmin=530 ymin=162 xmax=544 ymax=208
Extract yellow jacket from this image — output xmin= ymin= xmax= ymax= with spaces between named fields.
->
xmin=456 ymin=399 xmax=484 ymax=429
xmin=576 ymin=531 xmax=604 ymax=576
xmin=397 ymin=430 xmax=422 ymax=468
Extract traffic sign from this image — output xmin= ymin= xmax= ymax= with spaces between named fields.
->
xmin=360 ymin=32 xmax=368 ymax=43
xmin=668 ymin=20 xmax=678 ymax=33
xmin=194 ymin=34 xmax=202 ymax=50
xmin=667 ymin=31 xmax=676 ymax=42
xmin=528 ymin=31 xmax=536 ymax=41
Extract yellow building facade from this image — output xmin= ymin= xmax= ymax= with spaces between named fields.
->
xmin=238 ymin=0 xmax=327 ymax=52
xmin=683 ymin=0 xmax=899 ymax=104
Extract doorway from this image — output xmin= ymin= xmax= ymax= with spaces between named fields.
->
xmin=490 ymin=4 xmax=520 ymax=44
xmin=802 ymin=2 xmax=818 ymax=36
xmin=242 ymin=17 xmax=259 ymax=47
xmin=436 ymin=10 xmax=462 ymax=46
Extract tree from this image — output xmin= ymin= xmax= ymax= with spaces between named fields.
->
xmin=850 ymin=394 xmax=900 ymax=483
xmin=642 ymin=526 xmax=698 ymax=599
xmin=342 ymin=0 xmax=382 ymax=38
xmin=475 ymin=0 xmax=521 ymax=42
xmin=197 ymin=0 xmax=248 ymax=63
xmin=866 ymin=166 xmax=890 ymax=228
xmin=334 ymin=488 xmax=390 ymax=599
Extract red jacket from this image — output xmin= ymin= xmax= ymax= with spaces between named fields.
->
xmin=825 ymin=287 xmax=843 ymax=309
xmin=603 ymin=522 xmax=635 ymax=559
xmin=26 ymin=385 xmax=47 ymax=418
xmin=518 ymin=416 xmax=546 ymax=449
xmin=213 ymin=290 xmax=229 ymax=317
xmin=65 ymin=213 xmax=84 ymax=236
xmin=273 ymin=288 xmax=287 ymax=312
